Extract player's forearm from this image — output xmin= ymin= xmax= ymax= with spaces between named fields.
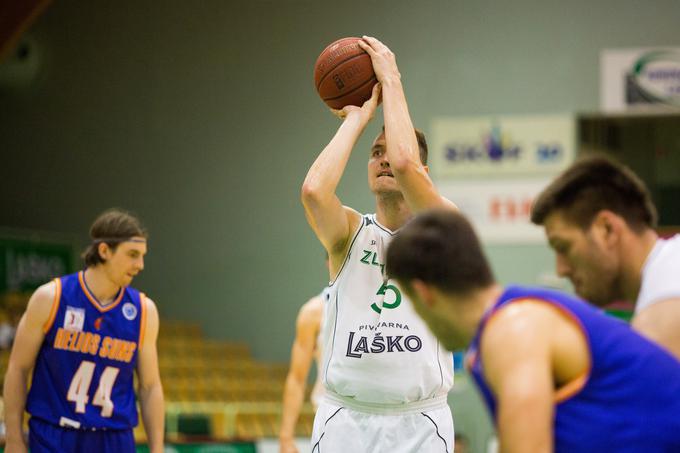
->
xmin=279 ymin=376 xmax=306 ymax=441
xmin=3 ymin=366 xmax=29 ymax=443
xmin=302 ymin=114 xmax=365 ymax=200
xmin=139 ymin=382 xmax=165 ymax=453
xmin=381 ymin=79 xmax=419 ymax=172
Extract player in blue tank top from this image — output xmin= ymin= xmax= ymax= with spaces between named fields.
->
xmin=3 ymin=209 xmax=164 ymax=453
xmin=386 ymin=209 xmax=680 ymax=452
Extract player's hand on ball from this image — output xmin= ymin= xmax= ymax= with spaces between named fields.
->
xmin=331 ymin=83 xmax=381 ymax=123
xmin=358 ymin=36 xmax=401 ymax=85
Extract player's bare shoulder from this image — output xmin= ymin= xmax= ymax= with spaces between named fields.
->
xmin=140 ymin=295 xmax=160 ymax=341
xmin=481 ymin=300 xmax=557 ymax=354
xmin=327 ymin=206 xmax=363 ymax=274
xmin=23 ymin=280 xmax=60 ymax=325
xmin=343 ymin=205 xmax=362 ymax=224
xmin=341 ymin=205 xmax=363 ymax=242
xmin=142 ymin=295 xmax=160 ymax=318
xmin=298 ymin=295 xmax=324 ymax=329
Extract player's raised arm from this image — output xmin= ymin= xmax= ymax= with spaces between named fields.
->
xmin=136 ymin=297 xmax=164 ymax=453
xmin=3 ymin=282 xmax=57 ymax=453
xmin=481 ymin=303 xmax=555 ymax=453
xmin=301 ymin=84 xmax=381 ymax=262
xmin=359 ymin=36 xmax=455 ymax=213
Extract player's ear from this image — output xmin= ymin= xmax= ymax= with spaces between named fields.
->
xmin=423 ymin=165 xmax=430 ymax=174
xmin=98 ymin=242 xmax=111 ymax=262
xmin=411 ymin=279 xmax=436 ymax=308
xmin=593 ymin=210 xmax=624 ymax=248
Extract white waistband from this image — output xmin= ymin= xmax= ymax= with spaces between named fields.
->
xmin=323 ymin=391 xmax=448 ymax=415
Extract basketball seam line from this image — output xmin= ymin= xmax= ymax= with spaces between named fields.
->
xmin=315 ymin=52 xmax=371 ymax=91
xmin=322 ymin=75 xmax=378 ymax=103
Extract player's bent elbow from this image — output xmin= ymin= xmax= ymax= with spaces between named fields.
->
xmin=439 ymin=198 xmax=459 ymax=212
xmin=139 ymin=380 xmax=164 ymax=399
xmin=300 ymin=181 xmax=315 ymax=200
xmin=389 ymin=146 xmax=418 ymax=174
xmin=301 ymin=181 xmax=325 ymax=206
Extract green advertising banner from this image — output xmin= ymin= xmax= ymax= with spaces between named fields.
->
xmin=0 ymin=238 xmax=75 ymax=293
xmin=135 ymin=443 xmax=256 ymax=453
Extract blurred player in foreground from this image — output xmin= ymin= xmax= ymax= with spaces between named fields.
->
xmin=387 ymin=209 xmax=680 ymax=452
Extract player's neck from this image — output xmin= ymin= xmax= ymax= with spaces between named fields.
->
xmin=448 ymin=284 xmax=502 ymax=347
xmin=466 ymin=284 xmax=502 ymax=329
xmin=621 ymin=228 xmax=660 ymax=303
xmin=374 ymin=194 xmax=411 ymax=231
xmin=83 ymin=267 xmax=122 ymax=306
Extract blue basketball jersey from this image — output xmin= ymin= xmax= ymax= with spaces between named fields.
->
xmin=26 ymin=271 xmax=147 ymax=430
xmin=467 ymin=285 xmax=680 ymax=452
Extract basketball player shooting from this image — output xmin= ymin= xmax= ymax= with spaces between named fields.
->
xmin=301 ymin=36 xmax=457 ymax=453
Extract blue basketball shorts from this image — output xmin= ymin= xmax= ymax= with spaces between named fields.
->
xmin=29 ymin=417 xmax=135 ymax=453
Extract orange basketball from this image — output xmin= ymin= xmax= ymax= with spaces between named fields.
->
xmin=313 ymin=37 xmax=377 ymax=110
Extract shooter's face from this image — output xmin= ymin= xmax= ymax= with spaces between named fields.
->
xmin=368 ymin=133 xmax=400 ymax=195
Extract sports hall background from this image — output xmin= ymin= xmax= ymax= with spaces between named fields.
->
xmin=1 ymin=1 xmax=679 ymax=452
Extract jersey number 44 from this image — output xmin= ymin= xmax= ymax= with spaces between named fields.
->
xmin=67 ymin=361 xmax=120 ymax=417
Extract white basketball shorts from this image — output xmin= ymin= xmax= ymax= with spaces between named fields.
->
xmin=311 ymin=396 xmax=454 ymax=453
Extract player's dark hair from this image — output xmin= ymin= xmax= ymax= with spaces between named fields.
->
xmin=387 ymin=209 xmax=494 ymax=295
xmin=531 ymin=155 xmax=657 ymax=232
xmin=415 ymin=128 xmax=428 ymax=165
xmin=82 ymin=208 xmax=148 ymax=267
xmin=381 ymin=126 xmax=429 ymax=165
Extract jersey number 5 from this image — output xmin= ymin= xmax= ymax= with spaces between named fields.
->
xmin=370 ymin=281 xmax=402 ymax=314
xmin=67 ymin=361 xmax=120 ymax=417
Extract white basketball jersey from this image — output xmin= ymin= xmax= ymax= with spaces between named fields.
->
xmin=636 ymin=234 xmax=680 ymax=313
xmin=321 ymin=214 xmax=454 ymax=405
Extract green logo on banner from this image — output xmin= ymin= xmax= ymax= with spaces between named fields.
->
xmin=0 ymin=238 xmax=73 ymax=292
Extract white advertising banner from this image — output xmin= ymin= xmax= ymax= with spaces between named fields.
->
xmin=600 ymin=47 xmax=680 ymax=111
xmin=437 ymin=178 xmax=552 ymax=244
xmin=430 ymin=115 xmax=575 ymax=178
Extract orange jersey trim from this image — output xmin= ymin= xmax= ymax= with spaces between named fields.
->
xmin=42 ymin=278 xmax=62 ymax=333
xmin=464 ymin=350 xmax=477 ymax=372
xmin=138 ymin=293 xmax=148 ymax=349
xmin=554 ymin=372 xmax=589 ymax=403
xmin=483 ymin=297 xmax=592 ymax=404
xmin=78 ymin=271 xmax=124 ymax=313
